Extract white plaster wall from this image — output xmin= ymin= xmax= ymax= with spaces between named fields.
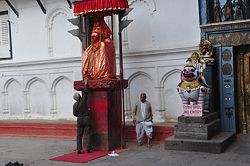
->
xmin=54 ymin=77 xmax=74 ymax=119
xmin=29 ymin=80 xmax=49 ymax=116
xmin=163 ymin=70 xmax=183 ymax=120
xmin=0 ymin=0 xmax=81 ymax=120
xmin=8 ymin=80 xmax=24 ymax=116
xmin=0 ymin=59 xmax=82 ymax=120
xmin=0 ymin=0 xmax=201 ymax=123
xmin=123 ymin=0 xmax=201 ymax=122
xmin=125 ymin=0 xmax=200 ymax=51
xmin=0 ymin=0 xmax=81 ymax=62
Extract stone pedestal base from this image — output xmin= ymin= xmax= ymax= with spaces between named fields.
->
xmin=165 ymin=112 xmax=236 ymax=153
xmin=174 ymin=112 xmax=220 ymax=140
xmin=165 ymin=132 xmax=236 ymax=153
xmin=74 ymin=79 xmax=128 ymax=151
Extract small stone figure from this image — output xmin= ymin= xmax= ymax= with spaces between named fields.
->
xmin=198 ymin=40 xmax=214 ymax=64
xmin=214 ymin=0 xmax=222 ymax=22
xmin=235 ymin=0 xmax=246 ymax=20
xmin=223 ymin=0 xmax=234 ymax=21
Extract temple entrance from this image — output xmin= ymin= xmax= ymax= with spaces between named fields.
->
xmin=237 ymin=47 xmax=250 ymax=134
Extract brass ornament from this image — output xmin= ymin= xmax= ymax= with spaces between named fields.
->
xmin=222 ymin=63 xmax=232 ymax=75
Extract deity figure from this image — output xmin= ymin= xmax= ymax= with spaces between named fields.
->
xmin=214 ymin=0 xmax=222 ymax=22
xmin=82 ymin=19 xmax=116 ymax=80
xmin=235 ymin=0 xmax=245 ymax=20
xmin=177 ymin=64 xmax=210 ymax=111
xmin=177 ymin=40 xmax=214 ymax=113
xmin=223 ymin=0 xmax=234 ymax=21
xmin=198 ymin=40 xmax=214 ymax=64
xmin=186 ymin=52 xmax=207 ymax=87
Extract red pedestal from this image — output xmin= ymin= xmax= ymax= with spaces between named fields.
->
xmin=74 ymin=79 xmax=128 ymax=151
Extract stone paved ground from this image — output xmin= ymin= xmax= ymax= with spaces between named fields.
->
xmin=1 ymin=134 xmax=250 ymax=166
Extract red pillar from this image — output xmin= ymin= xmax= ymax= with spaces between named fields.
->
xmin=74 ymin=79 xmax=128 ymax=151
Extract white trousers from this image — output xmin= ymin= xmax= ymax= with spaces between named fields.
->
xmin=136 ymin=121 xmax=153 ymax=143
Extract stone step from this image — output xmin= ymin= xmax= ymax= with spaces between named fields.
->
xmin=165 ymin=132 xmax=236 ymax=153
xmin=174 ymin=119 xmax=220 ymax=140
xmin=0 ymin=122 xmax=174 ymax=143
xmin=0 ymin=122 xmax=76 ymax=139
xmin=178 ymin=112 xmax=218 ymax=124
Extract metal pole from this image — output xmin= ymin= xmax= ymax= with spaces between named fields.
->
xmin=118 ymin=13 xmax=126 ymax=149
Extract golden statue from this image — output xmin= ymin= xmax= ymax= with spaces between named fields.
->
xmin=82 ymin=19 xmax=116 ymax=80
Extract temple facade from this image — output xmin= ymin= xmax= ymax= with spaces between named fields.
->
xmin=0 ymin=0 xmax=200 ymax=123
xmin=199 ymin=0 xmax=250 ymax=134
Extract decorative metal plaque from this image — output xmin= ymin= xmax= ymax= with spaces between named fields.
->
xmin=222 ymin=63 xmax=232 ymax=75
xmin=222 ymin=49 xmax=232 ymax=61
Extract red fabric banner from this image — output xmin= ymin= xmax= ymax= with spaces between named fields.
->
xmin=73 ymin=0 xmax=129 ymax=15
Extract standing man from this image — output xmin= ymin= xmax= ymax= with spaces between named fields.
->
xmin=73 ymin=89 xmax=91 ymax=154
xmin=133 ymin=93 xmax=153 ymax=147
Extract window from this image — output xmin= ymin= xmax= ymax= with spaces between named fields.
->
xmin=199 ymin=0 xmax=250 ymax=24
xmin=0 ymin=11 xmax=12 ymax=60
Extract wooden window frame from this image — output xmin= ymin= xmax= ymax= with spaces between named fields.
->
xmin=0 ymin=10 xmax=12 ymax=60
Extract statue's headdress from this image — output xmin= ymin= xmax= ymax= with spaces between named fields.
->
xmin=91 ymin=18 xmax=112 ymax=43
xmin=186 ymin=52 xmax=200 ymax=68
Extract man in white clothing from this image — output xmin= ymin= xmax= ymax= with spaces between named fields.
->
xmin=133 ymin=93 xmax=153 ymax=147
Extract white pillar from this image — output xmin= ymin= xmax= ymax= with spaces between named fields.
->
xmin=49 ymin=90 xmax=57 ymax=118
xmin=124 ymin=87 xmax=132 ymax=121
xmin=1 ymin=90 xmax=9 ymax=115
xmin=47 ymin=27 xmax=53 ymax=57
xmin=154 ymin=86 xmax=166 ymax=122
xmin=23 ymin=90 xmax=31 ymax=117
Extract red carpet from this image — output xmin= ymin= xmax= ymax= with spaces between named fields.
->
xmin=50 ymin=149 xmax=126 ymax=163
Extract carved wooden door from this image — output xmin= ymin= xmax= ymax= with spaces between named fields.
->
xmin=238 ymin=51 xmax=250 ymax=133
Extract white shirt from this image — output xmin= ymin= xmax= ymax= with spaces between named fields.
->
xmin=140 ymin=102 xmax=146 ymax=120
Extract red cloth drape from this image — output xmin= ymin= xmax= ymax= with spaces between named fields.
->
xmin=73 ymin=0 xmax=129 ymax=15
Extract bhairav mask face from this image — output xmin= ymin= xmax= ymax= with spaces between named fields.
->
xmin=91 ymin=31 xmax=100 ymax=43
xmin=91 ymin=19 xmax=112 ymax=44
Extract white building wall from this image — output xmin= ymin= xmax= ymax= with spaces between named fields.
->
xmin=0 ymin=0 xmax=201 ymax=123
xmin=0 ymin=0 xmax=81 ymax=120
xmin=123 ymin=0 xmax=201 ymax=122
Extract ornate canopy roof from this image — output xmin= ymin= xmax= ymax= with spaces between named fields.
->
xmin=73 ymin=0 xmax=129 ymax=16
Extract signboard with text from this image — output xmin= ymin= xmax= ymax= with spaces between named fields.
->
xmin=183 ymin=104 xmax=203 ymax=117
